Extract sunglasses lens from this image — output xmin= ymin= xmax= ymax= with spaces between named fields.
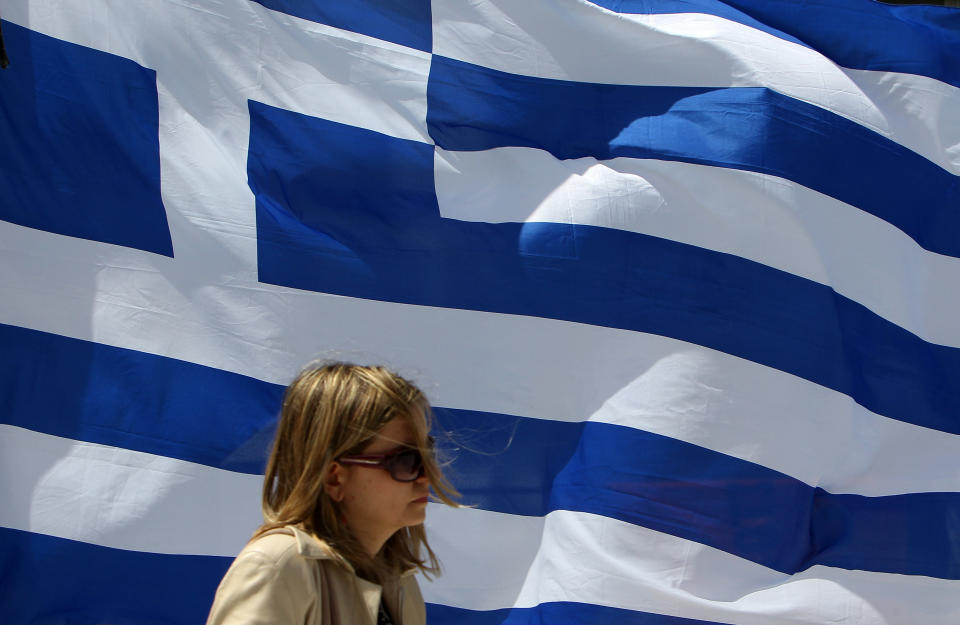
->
xmin=389 ymin=449 xmax=423 ymax=481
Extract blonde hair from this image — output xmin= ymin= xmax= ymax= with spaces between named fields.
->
xmin=255 ymin=361 xmax=459 ymax=581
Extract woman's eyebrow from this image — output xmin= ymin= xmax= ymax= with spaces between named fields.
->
xmin=365 ymin=440 xmax=415 ymax=454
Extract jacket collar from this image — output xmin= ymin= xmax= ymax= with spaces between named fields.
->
xmin=270 ymin=525 xmax=419 ymax=624
xmin=285 ymin=526 xmax=389 ymax=624
xmin=287 ymin=525 xmax=342 ymax=562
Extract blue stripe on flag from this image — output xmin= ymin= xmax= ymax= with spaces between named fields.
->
xmin=587 ymin=0 xmax=960 ymax=89
xmin=250 ymin=0 xmax=431 ymax=52
xmin=433 ymin=407 xmax=580 ymax=518
xmin=555 ymin=423 xmax=960 ymax=579
xmin=427 ymin=55 xmax=960 ymax=258
xmin=0 ymin=21 xmax=172 ymax=256
xmin=5 ymin=326 xmax=956 ymax=579
xmin=811 ymin=490 xmax=960 ymax=579
xmin=427 ymin=602 xmax=730 ymax=625
xmin=0 ymin=323 xmax=282 ymax=474
xmin=438 ymin=409 xmax=960 ymax=580
xmin=249 ymin=102 xmax=960 ymax=436
xmin=0 ymin=527 xmax=229 ymax=625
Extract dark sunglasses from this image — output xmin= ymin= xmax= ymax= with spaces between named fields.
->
xmin=338 ymin=442 xmax=431 ymax=482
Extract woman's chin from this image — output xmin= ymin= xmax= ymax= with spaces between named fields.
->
xmin=404 ymin=506 xmax=428 ymax=525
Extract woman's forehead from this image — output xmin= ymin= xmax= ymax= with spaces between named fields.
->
xmin=364 ymin=417 xmax=417 ymax=452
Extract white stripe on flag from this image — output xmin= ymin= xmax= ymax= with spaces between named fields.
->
xmin=0 ymin=425 xmax=262 ymax=557
xmin=435 ymin=147 xmax=960 ymax=349
xmin=423 ymin=506 xmax=960 ymax=625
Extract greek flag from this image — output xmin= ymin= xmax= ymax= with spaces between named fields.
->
xmin=1 ymin=1 xmax=958 ymax=623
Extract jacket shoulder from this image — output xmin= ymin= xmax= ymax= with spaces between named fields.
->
xmin=242 ymin=531 xmax=302 ymax=561
xmin=206 ymin=532 xmax=320 ymax=625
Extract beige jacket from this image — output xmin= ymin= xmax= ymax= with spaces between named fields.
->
xmin=206 ymin=526 xmax=426 ymax=625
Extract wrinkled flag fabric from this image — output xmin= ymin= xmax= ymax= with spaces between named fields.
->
xmin=1 ymin=1 xmax=959 ymax=624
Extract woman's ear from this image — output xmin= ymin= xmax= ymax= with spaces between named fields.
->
xmin=324 ymin=462 xmax=346 ymax=503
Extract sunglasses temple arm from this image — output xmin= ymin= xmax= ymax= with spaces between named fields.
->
xmin=338 ymin=458 xmax=383 ymax=466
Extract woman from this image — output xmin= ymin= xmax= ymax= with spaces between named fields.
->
xmin=207 ymin=362 xmax=459 ymax=625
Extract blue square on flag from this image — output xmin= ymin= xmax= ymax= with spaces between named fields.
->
xmin=0 ymin=21 xmax=171 ymax=256
xmin=248 ymin=99 xmax=440 ymax=301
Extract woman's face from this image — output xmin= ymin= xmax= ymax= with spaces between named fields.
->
xmin=335 ymin=417 xmax=431 ymax=555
